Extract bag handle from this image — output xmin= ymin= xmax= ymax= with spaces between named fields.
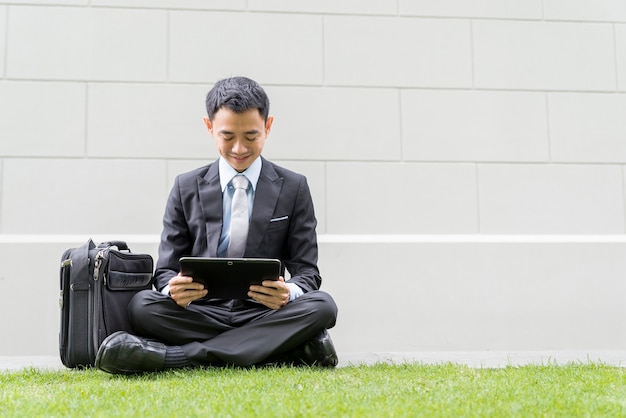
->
xmin=98 ymin=241 xmax=129 ymax=251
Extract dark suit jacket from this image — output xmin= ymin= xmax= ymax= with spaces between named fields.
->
xmin=154 ymin=157 xmax=322 ymax=295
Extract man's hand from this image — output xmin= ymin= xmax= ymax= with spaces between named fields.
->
xmin=248 ymin=276 xmax=290 ymax=310
xmin=169 ymin=274 xmax=208 ymax=307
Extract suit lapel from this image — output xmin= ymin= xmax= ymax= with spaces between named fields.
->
xmin=198 ymin=162 xmax=223 ymax=257
xmin=247 ymin=158 xmax=283 ymax=256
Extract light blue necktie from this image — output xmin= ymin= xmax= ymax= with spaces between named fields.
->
xmin=227 ymin=175 xmax=249 ymax=257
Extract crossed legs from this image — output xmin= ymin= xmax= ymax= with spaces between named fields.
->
xmin=127 ymin=290 xmax=338 ymax=367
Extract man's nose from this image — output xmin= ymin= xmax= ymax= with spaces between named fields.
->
xmin=232 ymin=139 xmax=247 ymax=153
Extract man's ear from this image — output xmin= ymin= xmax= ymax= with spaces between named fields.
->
xmin=265 ymin=116 xmax=274 ymax=135
xmin=203 ymin=117 xmax=212 ymax=133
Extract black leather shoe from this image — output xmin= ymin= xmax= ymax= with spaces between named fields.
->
xmin=271 ymin=330 xmax=338 ymax=368
xmin=95 ymin=331 xmax=166 ymax=374
xmin=300 ymin=330 xmax=338 ymax=367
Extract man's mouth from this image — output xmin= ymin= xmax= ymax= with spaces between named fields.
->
xmin=231 ymin=155 xmax=249 ymax=161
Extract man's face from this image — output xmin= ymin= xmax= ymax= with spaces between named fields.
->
xmin=204 ymin=107 xmax=274 ymax=173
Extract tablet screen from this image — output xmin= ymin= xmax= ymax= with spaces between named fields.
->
xmin=179 ymin=257 xmax=281 ymax=299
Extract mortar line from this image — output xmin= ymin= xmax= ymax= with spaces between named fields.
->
xmin=545 ymin=92 xmax=552 ymax=162
xmin=83 ymin=83 xmax=89 ymax=158
xmin=475 ymin=163 xmax=481 ymax=233
xmin=2 ymin=233 xmax=626 ymax=244
xmin=321 ymin=15 xmax=326 ymax=86
xmin=165 ymin=10 xmax=170 ymax=82
xmin=322 ymin=161 xmax=328 ymax=235
xmin=3 ymin=6 xmax=9 ymax=78
xmin=622 ymin=165 xmax=626 ymax=233
xmin=470 ymin=19 xmax=475 ymax=88
xmin=0 ymin=159 xmax=4 ymax=232
xmin=397 ymin=88 xmax=404 ymax=161
xmin=612 ymin=23 xmax=620 ymax=91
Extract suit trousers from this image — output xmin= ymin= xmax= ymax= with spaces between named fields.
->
xmin=128 ymin=290 xmax=338 ymax=367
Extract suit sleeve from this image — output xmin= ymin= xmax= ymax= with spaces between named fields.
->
xmin=153 ymin=176 xmax=193 ymax=292
xmin=284 ymin=175 xmax=322 ymax=293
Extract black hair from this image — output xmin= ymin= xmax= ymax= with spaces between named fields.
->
xmin=205 ymin=76 xmax=270 ymax=121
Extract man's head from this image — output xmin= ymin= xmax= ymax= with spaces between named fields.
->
xmin=203 ymin=77 xmax=274 ymax=173
xmin=205 ymin=76 xmax=270 ymax=122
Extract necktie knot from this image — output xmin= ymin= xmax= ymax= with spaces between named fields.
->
xmin=231 ymin=175 xmax=249 ymax=191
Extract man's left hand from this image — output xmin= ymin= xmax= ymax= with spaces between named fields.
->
xmin=248 ymin=276 xmax=290 ymax=310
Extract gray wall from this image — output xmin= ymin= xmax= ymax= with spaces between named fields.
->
xmin=1 ymin=0 xmax=626 ymax=358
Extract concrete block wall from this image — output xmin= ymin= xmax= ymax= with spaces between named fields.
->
xmin=1 ymin=0 xmax=626 ymax=359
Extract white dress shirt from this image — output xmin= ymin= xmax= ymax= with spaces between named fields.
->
xmin=163 ymin=156 xmax=303 ymax=302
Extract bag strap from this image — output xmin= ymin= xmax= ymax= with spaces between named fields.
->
xmin=71 ymin=239 xmax=95 ymax=285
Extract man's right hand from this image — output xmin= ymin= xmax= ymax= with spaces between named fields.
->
xmin=168 ymin=274 xmax=208 ymax=307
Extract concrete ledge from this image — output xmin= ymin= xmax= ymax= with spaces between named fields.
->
xmin=0 ymin=356 xmax=65 ymax=372
xmin=2 ymin=235 xmax=626 ymax=357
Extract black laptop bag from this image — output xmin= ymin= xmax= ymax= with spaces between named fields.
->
xmin=59 ymin=239 xmax=154 ymax=368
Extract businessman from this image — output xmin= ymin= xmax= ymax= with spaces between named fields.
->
xmin=95 ymin=77 xmax=338 ymax=374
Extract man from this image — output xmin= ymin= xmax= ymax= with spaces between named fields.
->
xmin=95 ymin=77 xmax=338 ymax=374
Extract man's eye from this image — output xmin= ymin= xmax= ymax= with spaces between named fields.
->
xmin=246 ymin=137 xmax=258 ymax=141
xmin=222 ymin=136 xmax=234 ymax=141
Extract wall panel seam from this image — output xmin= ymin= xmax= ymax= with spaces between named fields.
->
xmin=545 ymin=93 xmax=552 ymax=162
xmin=83 ymin=82 xmax=89 ymax=157
xmin=165 ymin=10 xmax=170 ymax=81
xmin=3 ymin=5 xmax=9 ymax=78
xmin=397 ymin=89 xmax=404 ymax=161
xmin=2 ymin=156 xmax=626 ymax=166
xmin=3 ymin=5 xmax=626 ymax=25
xmin=322 ymin=161 xmax=328 ymax=234
xmin=475 ymin=163 xmax=481 ymax=233
xmin=613 ymin=23 xmax=620 ymax=91
xmin=0 ymin=159 xmax=3 ymax=232
xmin=2 ymin=234 xmax=626 ymax=244
xmin=622 ymin=166 xmax=626 ymax=233
xmin=1 ymin=78 xmax=622 ymax=94
xmin=470 ymin=19 xmax=475 ymax=88
xmin=321 ymin=15 xmax=326 ymax=86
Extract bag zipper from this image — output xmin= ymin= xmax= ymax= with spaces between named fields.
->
xmin=91 ymin=249 xmax=106 ymax=359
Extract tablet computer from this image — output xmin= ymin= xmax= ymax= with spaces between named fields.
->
xmin=179 ymin=257 xmax=281 ymax=299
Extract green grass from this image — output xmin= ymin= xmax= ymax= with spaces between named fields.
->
xmin=2 ymin=363 xmax=626 ymax=417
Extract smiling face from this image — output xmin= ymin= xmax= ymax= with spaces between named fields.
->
xmin=204 ymin=107 xmax=274 ymax=173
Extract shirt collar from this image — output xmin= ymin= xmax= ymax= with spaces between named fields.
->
xmin=219 ymin=156 xmax=262 ymax=192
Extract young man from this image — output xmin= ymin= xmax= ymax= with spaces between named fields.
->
xmin=95 ymin=77 xmax=338 ymax=374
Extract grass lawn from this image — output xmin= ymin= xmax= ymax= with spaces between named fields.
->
xmin=2 ymin=363 xmax=626 ymax=417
